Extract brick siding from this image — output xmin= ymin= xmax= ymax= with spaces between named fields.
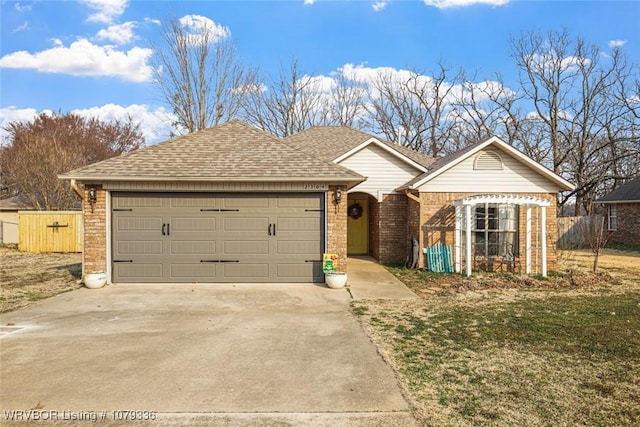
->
xmin=82 ymin=186 xmax=107 ymax=276
xmin=377 ymin=194 xmax=408 ymax=263
xmin=607 ymin=203 xmax=640 ymax=245
xmin=327 ymin=185 xmax=349 ymax=272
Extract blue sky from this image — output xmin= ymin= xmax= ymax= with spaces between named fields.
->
xmin=1 ymin=0 xmax=638 ymax=143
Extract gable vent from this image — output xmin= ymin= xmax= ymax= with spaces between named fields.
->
xmin=474 ymin=150 xmax=503 ymax=170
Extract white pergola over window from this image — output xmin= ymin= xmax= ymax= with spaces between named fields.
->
xmin=453 ymin=195 xmax=551 ymax=277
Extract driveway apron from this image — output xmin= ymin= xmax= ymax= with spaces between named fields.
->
xmin=0 ymin=282 xmax=417 ymax=426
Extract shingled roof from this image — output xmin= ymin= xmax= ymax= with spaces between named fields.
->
xmin=597 ymin=176 xmax=640 ymax=203
xmin=284 ymin=126 xmax=435 ymax=169
xmin=60 ymin=121 xmax=364 ymax=184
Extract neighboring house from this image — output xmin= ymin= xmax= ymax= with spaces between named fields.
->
xmin=596 ymin=176 xmax=640 ymax=245
xmin=0 ymin=196 xmax=33 ymax=244
xmin=59 ymin=120 xmax=574 ymax=284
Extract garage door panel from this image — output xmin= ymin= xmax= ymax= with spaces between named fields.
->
xmin=115 ymin=263 xmax=164 ymax=280
xmin=277 ymin=240 xmax=321 ymax=255
xmin=275 ymin=195 xmax=321 ymax=208
xmin=169 ymin=217 xmax=217 ymax=232
xmin=223 ymin=196 xmax=270 ymax=209
xmin=170 ymin=195 xmax=220 ymax=209
xmin=116 ymin=240 xmax=164 ymax=256
xmin=115 ymin=216 xmax=163 ymax=232
xmin=224 ymin=217 xmax=269 ymax=232
xmin=223 ymin=263 xmax=269 ymax=279
xmin=276 ymin=263 xmax=322 ymax=280
xmin=277 ymin=217 xmax=320 ymax=233
xmin=170 ymin=263 xmax=217 ymax=279
xmin=223 ymin=240 xmax=269 ymax=255
xmin=170 ymin=240 xmax=216 ymax=255
xmin=113 ymin=195 xmax=163 ymax=209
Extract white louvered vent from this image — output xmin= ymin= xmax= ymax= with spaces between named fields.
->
xmin=474 ymin=150 xmax=503 ymax=170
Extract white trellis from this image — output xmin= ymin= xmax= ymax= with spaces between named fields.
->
xmin=453 ymin=195 xmax=551 ymax=277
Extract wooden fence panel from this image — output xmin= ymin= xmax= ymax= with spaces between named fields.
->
xmin=557 ymin=215 xmax=602 ymax=249
xmin=18 ymin=211 xmax=83 ymax=253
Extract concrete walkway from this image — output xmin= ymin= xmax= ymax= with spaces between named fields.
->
xmin=0 ymin=260 xmax=418 ymax=426
xmin=347 ymin=256 xmax=419 ymax=300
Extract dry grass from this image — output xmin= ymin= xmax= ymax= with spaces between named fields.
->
xmin=0 ymin=245 xmax=82 ymax=313
xmin=353 ymin=248 xmax=640 ymax=426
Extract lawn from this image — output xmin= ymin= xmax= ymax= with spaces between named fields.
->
xmin=0 ymin=245 xmax=82 ymax=313
xmin=353 ymin=248 xmax=640 ymax=426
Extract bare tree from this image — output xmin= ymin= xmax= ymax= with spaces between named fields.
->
xmin=241 ymin=58 xmax=329 ymax=137
xmin=325 ymin=68 xmax=366 ymax=127
xmin=362 ymin=63 xmax=461 ymax=155
xmin=511 ymin=29 xmax=640 ymax=213
xmin=578 ymin=214 xmax=615 ymax=272
xmin=153 ymin=16 xmax=258 ymax=133
xmin=0 ymin=112 xmax=144 ymax=210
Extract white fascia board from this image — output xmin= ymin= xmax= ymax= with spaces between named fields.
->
xmin=333 ymin=138 xmax=428 ymax=173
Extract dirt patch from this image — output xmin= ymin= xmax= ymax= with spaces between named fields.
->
xmin=387 ymin=248 xmax=637 ymax=300
xmin=0 ymin=245 xmax=82 ymax=313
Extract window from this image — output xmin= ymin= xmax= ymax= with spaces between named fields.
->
xmin=608 ymin=205 xmax=618 ymax=230
xmin=472 ymin=203 xmax=518 ymax=257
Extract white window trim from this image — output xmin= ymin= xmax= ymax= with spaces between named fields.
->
xmin=608 ymin=205 xmax=618 ymax=231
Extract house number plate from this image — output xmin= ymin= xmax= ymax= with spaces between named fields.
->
xmin=302 ymin=183 xmax=328 ymax=191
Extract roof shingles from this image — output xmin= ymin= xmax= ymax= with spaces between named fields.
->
xmin=284 ymin=126 xmax=435 ymax=169
xmin=61 ymin=121 xmax=364 ymax=182
xmin=598 ymin=176 xmax=640 ymax=202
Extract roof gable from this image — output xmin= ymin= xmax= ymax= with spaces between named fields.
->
xmin=597 ymin=176 xmax=640 ymax=203
xmin=405 ymin=136 xmax=574 ymax=191
xmin=60 ymin=121 xmax=364 ymax=184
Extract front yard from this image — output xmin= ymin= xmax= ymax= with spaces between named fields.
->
xmin=0 ymin=245 xmax=81 ymax=313
xmin=353 ymin=248 xmax=640 ymax=426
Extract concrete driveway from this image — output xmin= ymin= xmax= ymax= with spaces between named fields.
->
xmin=1 ymin=276 xmax=418 ymax=426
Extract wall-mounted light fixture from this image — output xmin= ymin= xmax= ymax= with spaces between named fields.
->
xmin=88 ymin=187 xmax=97 ymax=213
xmin=333 ymin=188 xmax=343 ymax=214
xmin=334 ymin=189 xmax=342 ymax=205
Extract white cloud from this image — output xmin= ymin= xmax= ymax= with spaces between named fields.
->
xmin=423 ymin=0 xmax=508 ymax=8
xmin=303 ymin=0 xmax=315 ymax=5
xmin=608 ymin=40 xmax=627 ymax=48
xmin=15 ymin=2 xmax=32 ymax=12
xmin=372 ymin=1 xmax=388 ymax=12
xmin=80 ymin=0 xmax=128 ymax=24
xmin=13 ymin=21 xmax=29 ymax=33
xmin=96 ymin=21 xmax=137 ymax=44
xmin=179 ymin=15 xmax=230 ymax=45
xmin=0 ymin=38 xmax=153 ymax=82
xmin=144 ymin=17 xmax=161 ymax=25
xmin=72 ymin=104 xmax=176 ymax=143
xmin=0 ymin=104 xmax=174 ymax=144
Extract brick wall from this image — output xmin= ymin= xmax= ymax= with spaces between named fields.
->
xmin=607 ymin=203 xmax=640 ymax=245
xmin=82 ymin=186 xmax=107 ymax=276
xmin=327 ymin=185 xmax=348 ymax=272
xmin=377 ymin=194 xmax=408 ymax=263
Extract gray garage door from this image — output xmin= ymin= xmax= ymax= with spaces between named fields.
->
xmin=111 ymin=193 xmax=325 ymax=283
